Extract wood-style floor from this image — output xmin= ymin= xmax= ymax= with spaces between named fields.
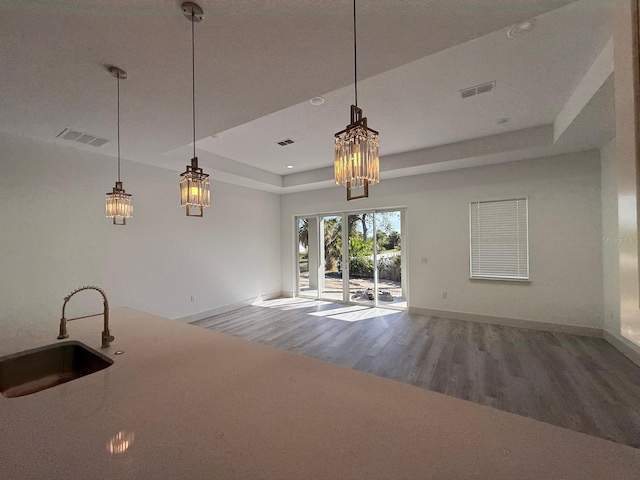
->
xmin=192 ymin=298 xmax=640 ymax=448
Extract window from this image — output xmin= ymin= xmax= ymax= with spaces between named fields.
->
xmin=469 ymin=198 xmax=529 ymax=280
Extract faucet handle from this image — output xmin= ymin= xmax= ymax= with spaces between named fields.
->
xmin=102 ymin=333 xmax=115 ymax=348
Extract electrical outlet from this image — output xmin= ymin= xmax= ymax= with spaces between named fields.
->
xmin=441 ymin=292 xmax=447 ymax=299
xmin=190 ymin=295 xmax=197 ymax=303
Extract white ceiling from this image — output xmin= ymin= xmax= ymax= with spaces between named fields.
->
xmin=0 ymin=0 xmax=613 ymax=193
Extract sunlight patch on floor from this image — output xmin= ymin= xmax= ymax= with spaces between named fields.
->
xmin=309 ymin=306 xmax=402 ymax=323
xmin=262 ymin=298 xmax=333 ymax=311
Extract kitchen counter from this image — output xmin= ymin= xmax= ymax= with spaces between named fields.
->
xmin=1 ymin=307 xmax=639 ymax=479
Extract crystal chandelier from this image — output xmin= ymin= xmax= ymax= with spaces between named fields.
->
xmin=180 ymin=2 xmax=210 ymax=217
xmin=334 ymin=0 xmax=380 ymax=201
xmin=105 ymin=66 xmax=133 ymax=225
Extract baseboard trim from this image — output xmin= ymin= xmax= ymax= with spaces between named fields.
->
xmin=261 ymin=291 xmax=283 ymax=301
xmin=176 ymin=292 xmax=282 ymax=324
xmin=408 ymin=306 xmax=603 ymax=338
xmin=603 ymin=331 xmax=640 ymax=367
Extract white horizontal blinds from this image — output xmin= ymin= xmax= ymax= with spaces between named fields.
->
xmin=470 ymin=198 xmax=529 ymax=279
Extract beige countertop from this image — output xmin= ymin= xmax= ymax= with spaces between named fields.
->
xmin=1 ymin=307 xmax=639 ymax=479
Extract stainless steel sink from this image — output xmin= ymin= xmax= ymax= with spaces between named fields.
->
xmin=0 ymin=341 xmax=113 ymax=398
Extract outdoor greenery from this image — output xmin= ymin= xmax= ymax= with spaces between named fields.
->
xmin=298 ymin=214 xmax=401 ymax=281
xmin=323 ymin=217 xmax=342 ymax=272
xmin=348 ymin=236 xmax=374 ymax=277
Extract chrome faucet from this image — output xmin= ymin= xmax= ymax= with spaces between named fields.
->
xmin=57 ymin=285 xmax=114 ymax=348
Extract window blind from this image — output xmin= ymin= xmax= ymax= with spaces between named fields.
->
xmin=469 ymin=198 xmax=529 ymax=280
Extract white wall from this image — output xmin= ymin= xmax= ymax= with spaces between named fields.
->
xmin=0 ymin=132 xmax=281 ymax=334
xmin=281 ymin=151 xmax=604 ymax=329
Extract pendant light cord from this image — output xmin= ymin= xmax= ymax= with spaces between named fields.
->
xmin=353 ymin=0 xmax=358 ymax=108
xmin=117 ymin=75 xmax=121 ymax=183
xmin=191 ymin=6 xmax=196 ymax=160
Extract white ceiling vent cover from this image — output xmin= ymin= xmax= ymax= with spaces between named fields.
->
xmin=56 ymin=128 xmax=109 ymax=147
xmin=460 ymin=81 xmax=496 ymax=99
xmin=277 ymin=139 xmax=295 ymax=146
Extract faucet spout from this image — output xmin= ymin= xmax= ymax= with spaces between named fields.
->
xmin=57 ymin=285 xmax=114 ymax=348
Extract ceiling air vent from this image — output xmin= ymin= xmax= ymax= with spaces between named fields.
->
xmin=459 ymin=81 xmax=496 ymax=99
xmin=56 ymin=128 xmax=109 ymax=147
xmin=277 ymin=139 xmax=295 ymax=146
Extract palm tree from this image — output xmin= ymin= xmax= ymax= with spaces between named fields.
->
xmin=299 ymin=218 xmax=309 ymax=249
xmin=323 ymin=217 xmax=342 ymax=271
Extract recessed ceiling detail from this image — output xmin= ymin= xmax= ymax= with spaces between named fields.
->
xmin=56 ymin=128 xmax=109 ymax=147
xmin=1 ymin=0 xmax=611 ymax=195
xmin=460 ymin=81 xmax=496 ymax=99
xmin=277 ymin=139 xmax=295 ymax=146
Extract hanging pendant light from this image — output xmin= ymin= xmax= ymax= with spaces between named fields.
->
xmin=105 ymin=66 xmax=133 ymax=225
xmin=180 ymin=1 xmax=210 ymax=217
xmin=334 ymin=0 xmax=380 ymax=201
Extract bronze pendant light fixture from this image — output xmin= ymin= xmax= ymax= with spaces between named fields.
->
xmin=334 ymin=0 xmax=380 ymax=201
xmin=105 ymin=66 xmax=133 ymax=225
xmin=180 ymin=1 xmax=210 ymax=217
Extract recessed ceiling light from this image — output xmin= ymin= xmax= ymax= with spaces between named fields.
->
xmin=310 ymin=96 xmax=325 ymax=106
xmin=507 ymin=19 xmax=535 ymax=39
xmin=286 ymin=165 xmax=294 ymax=169
xmin=494 ymin=118 xmax=511 ymax=126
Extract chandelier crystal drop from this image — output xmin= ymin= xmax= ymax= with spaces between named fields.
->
xmin=105 ymin=66 xmax=133 ymax=225
xmin=334 ymin=0 xmax=380 ymax=201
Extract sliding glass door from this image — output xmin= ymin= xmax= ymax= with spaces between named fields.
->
xmin=375 ymin=210 xmax=405 ymax=308
xmin=320 ymin=215 xmax=343 ymax=301
xmin=348 ymin=213 xmax=375 ymax=305
xmin=296 ymin=209 xmax=406 ymax=309
xmin=297 ymin=217 xmax=318 ymax=298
